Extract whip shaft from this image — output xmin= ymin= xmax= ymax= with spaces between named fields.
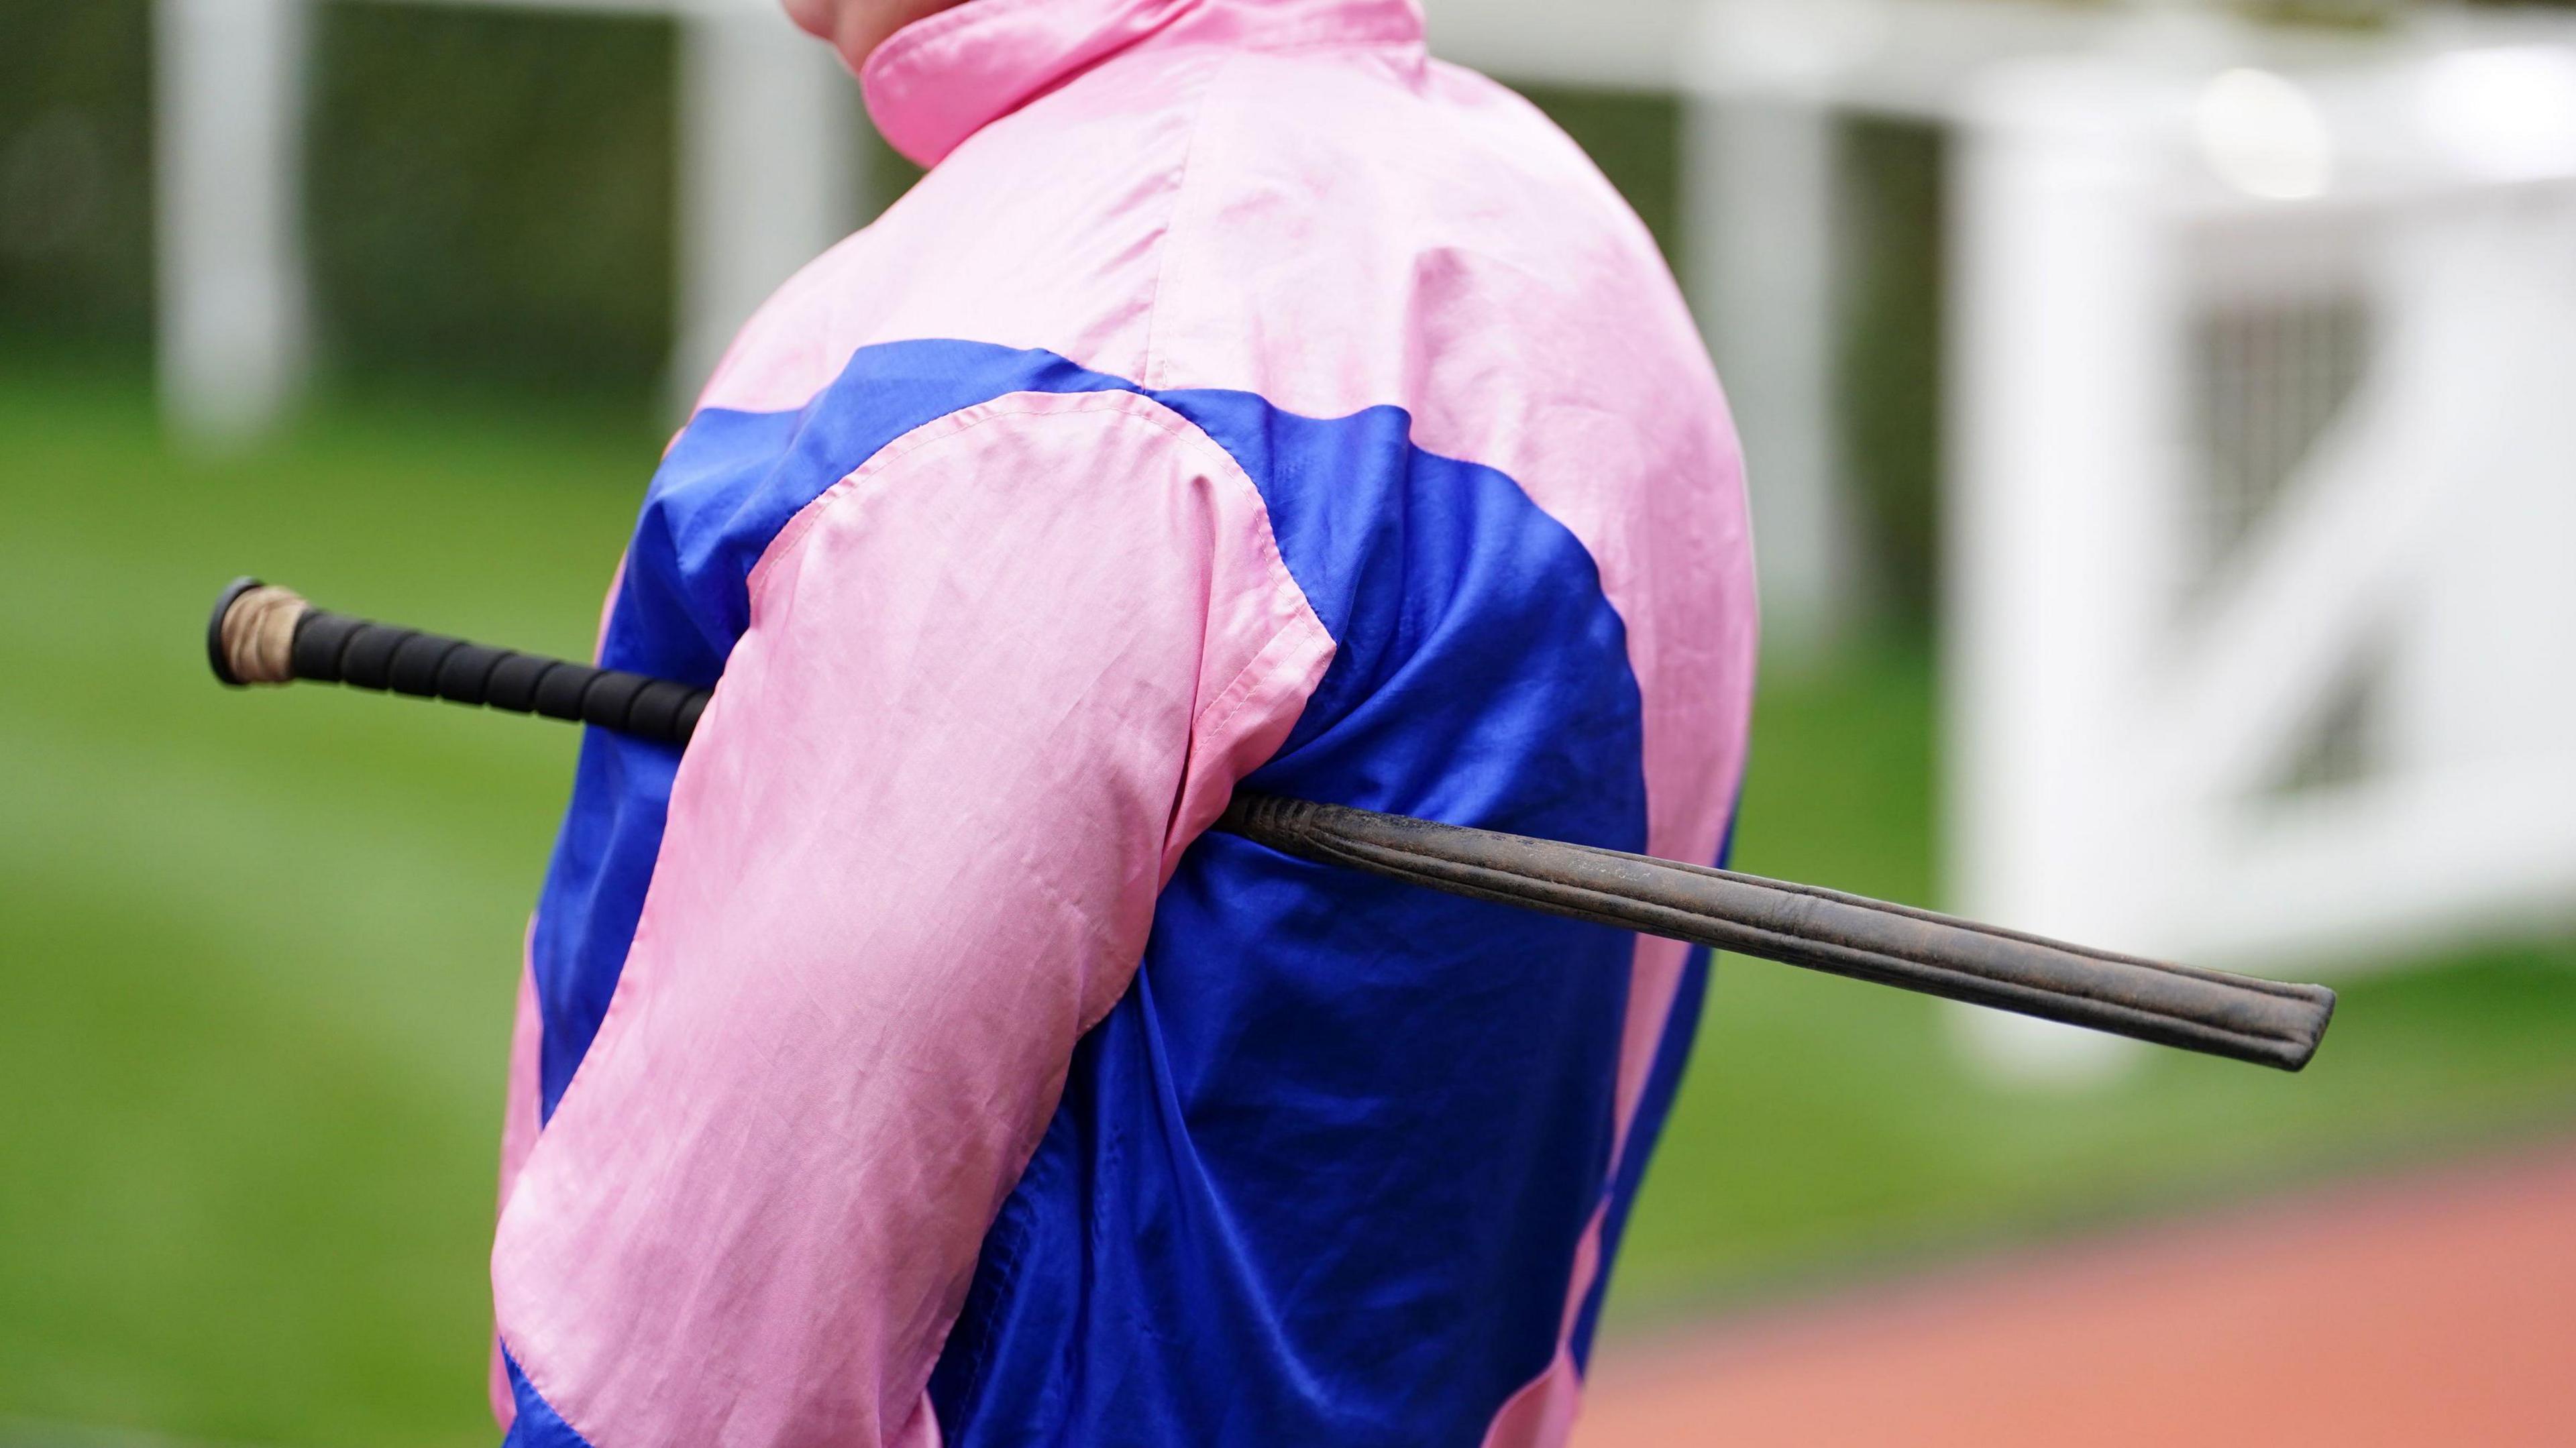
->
xmin=1218 ymin=795 xmax=2330 ymax=1071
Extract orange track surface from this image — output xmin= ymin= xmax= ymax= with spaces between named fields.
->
xmin=1573 ymin=1146 xmax=2576 ymax=1447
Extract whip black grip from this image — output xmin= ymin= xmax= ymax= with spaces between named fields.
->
xmin=290 ymin=610 xmax=704 ymax=744
xmin=211 ymin=579 xmax=704 ymax=745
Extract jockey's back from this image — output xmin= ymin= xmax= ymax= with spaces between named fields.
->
xmin=490 ymin=3 xmax=1757 ymax=1445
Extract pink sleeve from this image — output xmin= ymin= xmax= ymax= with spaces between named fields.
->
xmin=490 ymin=390 xmax=1336 ymax=1447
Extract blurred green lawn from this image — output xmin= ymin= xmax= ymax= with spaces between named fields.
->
xmin=5 ymin=362 xmax=2575 ymax=1447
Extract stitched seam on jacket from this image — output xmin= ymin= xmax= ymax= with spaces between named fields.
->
xmin=746 ymin=392 xmax=1323 ymax=736
xmin=1136 ymin=50 xmax=1237 ymax=391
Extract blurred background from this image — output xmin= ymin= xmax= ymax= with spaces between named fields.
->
xmin=3 ymin=0 xmax=2573 ymax=1443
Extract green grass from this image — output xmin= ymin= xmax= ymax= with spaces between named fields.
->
xmin=0 ymin=364 xmax=648 ymax=1446
xmin=3 ymin=363 xmax=2573 ymax=1444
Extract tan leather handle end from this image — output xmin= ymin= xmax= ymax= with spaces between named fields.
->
xmin=209 ymin=577 xmax=309 ymax=687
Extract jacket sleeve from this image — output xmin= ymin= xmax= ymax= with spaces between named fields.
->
xmin=490 ymin=389 xmax=1335 ymax=1447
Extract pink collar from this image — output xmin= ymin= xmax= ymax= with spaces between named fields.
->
xmin=861 ymin=0 xmax=1427 ymax=166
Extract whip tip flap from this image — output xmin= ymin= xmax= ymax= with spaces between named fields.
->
xmin=207 ymin=577 xmax=307 ymax=687
xmin=2279 ymin=981 xmax=2337 ymax=1072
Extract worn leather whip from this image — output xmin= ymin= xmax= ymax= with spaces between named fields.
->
xmin=207 ymin=577 xmax=2335 ymax=1071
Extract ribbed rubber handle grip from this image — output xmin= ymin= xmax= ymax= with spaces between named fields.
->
xmin=209 ymin=577 xmax=704 ymax=744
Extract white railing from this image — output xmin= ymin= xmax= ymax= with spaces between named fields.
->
xmin=1947 ymin=36 xmax=2576 ymax=1073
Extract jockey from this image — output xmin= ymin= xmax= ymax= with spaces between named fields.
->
xmin=489 ymin=0 xmax=1756 ymax=1443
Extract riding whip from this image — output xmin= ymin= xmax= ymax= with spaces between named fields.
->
xmin=207 ymin=577 xmax=2335 ymax=1071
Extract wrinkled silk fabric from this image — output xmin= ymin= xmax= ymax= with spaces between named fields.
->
xmin=488 ymin=2 xmax=1756 ymax=1445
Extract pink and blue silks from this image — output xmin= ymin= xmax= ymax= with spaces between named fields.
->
xmin=490 ymin=1 xmax=1757 ymax=1444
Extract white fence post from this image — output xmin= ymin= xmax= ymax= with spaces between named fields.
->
xmin=156 ymin=0 xmax=311 ymax=443
xmin=1684 ymin=93 xmax=1856 ymax=657
xmin=1944 ymin=63 xmax=2181 ymax=1080
xmin=672 ymin=0 xmax=865 ymax=408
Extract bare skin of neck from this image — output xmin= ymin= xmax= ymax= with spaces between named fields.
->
xmin=780 ymin=0 xmax=972 ymax=74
